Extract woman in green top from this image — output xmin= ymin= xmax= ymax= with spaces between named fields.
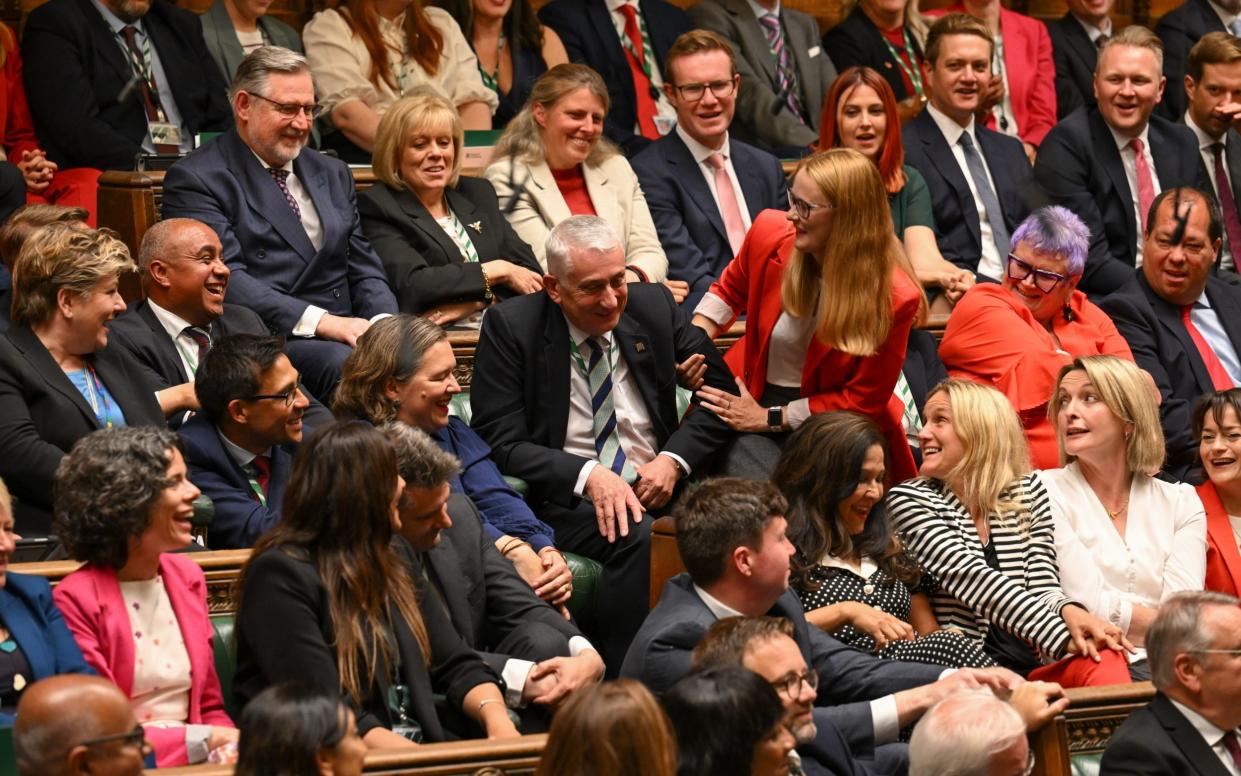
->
xmin=819 ymin=66 xmax=974 ymax=314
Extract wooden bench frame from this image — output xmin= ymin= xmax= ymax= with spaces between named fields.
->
xmin=1031 ymin=682 xmax=1156 ymax=776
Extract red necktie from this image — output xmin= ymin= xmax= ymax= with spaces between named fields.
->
xmin=617 ymin=4 xmax=660 ymax=140
xmin=705 ymin=153 xmax=746 ymax=255
xmin=250 ymin=455 xmax=270 ymax=499
xmin=1212 ymin=143 xmax=1241 ymax=261
xmin=1222 ymin=730 xmax=1241 ymax=769
xmin=1131 ymin=138 xmax=1156 ymax=232
xmin=120 ymin=26 xmax=178 ymax=154
xmin=1181 ymin=304 xmax=1235 ymax=390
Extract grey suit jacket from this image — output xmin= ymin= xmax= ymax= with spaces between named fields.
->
xmin=687 ymin=0 xmax=835 ymax=153
xmin=199 ymin=0 xmax=302 ymax=84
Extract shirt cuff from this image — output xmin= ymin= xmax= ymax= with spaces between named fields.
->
xmin=693 ymin=292 xmax=733 ymax=326
xmin=870 ymin=696 xmax=900 ymax=745
xmin=370 ymin=313 xmax=392 ymax=323
xmin=528 ymin=533 xmax=556 ymax=552
xmin=293 ymin=305 xmax=327 ymax=338
xmin=501 ymin=658 xmax=535 ymax=708
xmin=784 ymin=398 xmax=812 ymax=429
xmin=185 ymin=724 xmax=212 ymax=764
xmin=573 ymin=460 xmax=598 ymax=498
xmin=659 ymin=451 xmax=691 ymax=478
xmin=568 ymin=636 xmax=596 ymax=658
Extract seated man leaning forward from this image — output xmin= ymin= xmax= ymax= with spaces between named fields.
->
xmin=620 ymin=477 xmax=1025 ymax=773
xmin=470 ymin=214 xmax=739 ymax=673
xmin=161 ymin=46 xmax=397 ymax=401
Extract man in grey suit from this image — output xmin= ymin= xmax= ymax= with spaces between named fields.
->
xmin=199 ymin=0 xmax=303 ymax=84
xmin=621 ymin=478 xmax=1022 ymax=773
xmin=687 ymin=0 xmax=835 ymax=157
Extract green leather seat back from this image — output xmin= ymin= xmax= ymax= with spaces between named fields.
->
xmin=1071 ymin=754 xmax=1102 ymax=776
xmin=211 ymin=614 xmax=238 ymax=719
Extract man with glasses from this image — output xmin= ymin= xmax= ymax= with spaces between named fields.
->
xmin=14 ymin=675 xmax=148 ymax=776
xmin=178 ymin=333 xmax=309 ymax=549
xmin=632 ymin=30 xmax=787 ymax=309
xmin=162 ymin=46 xmax=397 ymax=403
xmin=1100 ymin=187 xmax=1241 ymax=481
xmin=1101 ymin=591 xmax=1241 ymax=775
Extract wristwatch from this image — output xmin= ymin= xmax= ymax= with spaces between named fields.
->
xmin=767 ymin=406 xmax=784 ymax=434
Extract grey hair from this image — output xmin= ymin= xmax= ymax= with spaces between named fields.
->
xmin=380 ymin=422 xmax=463 ymax=489
xmin=545 ymin=215 xmax=622 ymax=278
xmin=1010 ymin=205 xmax=1090 ymax=276
xmin=0 ymin=477 xmax=9 ymax=521
xmin=137 ymin=218 xmax=207 ymax=273
xmin=908 ymin=691 xmax=1027 ymax=776
xmin=1147 ymin=591 xmax=1241 ymax=690
xmin=230 ymin=46 xmax=312 ymax=104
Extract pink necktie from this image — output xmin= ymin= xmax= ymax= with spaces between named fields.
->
xmin=706 ymin=153 xmax=746 ymax=256
xmin=1130 ymin=137 xmax=1156 ymax=232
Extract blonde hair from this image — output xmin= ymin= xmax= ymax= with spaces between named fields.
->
xmin=0 ymin=477 xmax=10 ymax=520
xmin=11 ymin=223 xmax=135 ymax=327
xmin=1050 ymin=356 xmax=1165 ymax=473
xmin=928 ymin=380 xmax=1032 ymax=530
xmin=782 ymin=148 xmax=910 ymax=355
xmin=1099 ymin=25 xmax=1164 ymax=71
xmin=491 ymin=64 xmax=619 ymax=167
xmin=372 ymin=91 xmax=464 ymax=190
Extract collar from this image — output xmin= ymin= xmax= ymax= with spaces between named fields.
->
xmin=1073 ymin=13 xmax=1112 ymax=41
xmin=1187 ymin=111 xmax=1225 ymax=149
xmin=927 ymin=102 xmax=976 ymax=145
xmin=90 ymin=0 xmax=143 ymax=36
xmin=1167 ymin=697 xmax=1239 ymax=751
xmin=606 ymin=0 xmax=638 ymax=14
xmin=377 ymin=10 xmax=406 ymax=32
xmin=564 ymin=315 xmax=614 ymax=351
xmin=817 ymin=553 xmax=879 ymax=577
xmin=146 ymin=299 xmax=199 ymax=344
xmin=250 ymin=147 xmax=293 ymax=175
xmin=746 ymin=0 xmax=781 ymax=19
xmin=676 ymin=123 xmax=730 ymax=161
xmin=217 ymin=428 xmax=267 ymax=469
xmin=1194 ymin=287 xmax=1215 ymax=311
xmin=1108 ymin=121 xmax=1152 ymax=152
xmin=1208 ymin=0 xmax=1239 ymax=29
xmin=693 ymin=583 xmax=746 ymax=619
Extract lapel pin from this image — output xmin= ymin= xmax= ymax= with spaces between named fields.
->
xmin=469 ymin=221 xmax=483 ymax=233
xmin=635 ymin=341 xmax=647 ymax=353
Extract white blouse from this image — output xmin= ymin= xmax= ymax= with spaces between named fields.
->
xmin=302 ymin=7 xmax=497 ymax=121
xmin=120 ymin=578 xmax=192 ymax=726
xmin=1043 ymin=462 xmax=1207 ymax=644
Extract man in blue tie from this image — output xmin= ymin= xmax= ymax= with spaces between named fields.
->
xmin=470 ymin=215 xmax=739 ymax=672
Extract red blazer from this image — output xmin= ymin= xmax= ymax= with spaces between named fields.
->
xmin=52 ymin=553 xmax=234 ymax=767
xmin=930 ymin=6 xmax=1058 ymax=147
xmin=938 ymin=284 xmax=1133 ymax=470
xmin=708 ymin=209 xmax=921 ymax=482
xmin=1196 ymin=480 xmax=1241 ymax=597
xmin=0 ymin=26 xmax=40 ymax=162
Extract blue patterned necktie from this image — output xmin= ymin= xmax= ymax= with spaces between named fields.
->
xmin=583 ymin=336 xmax=637 ymax=482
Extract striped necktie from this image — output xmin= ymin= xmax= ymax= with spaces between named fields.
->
xmin=759 ymin=13 xmax=804 ymax=122
xmin=584 ymin=337 xmax=637 ymax=482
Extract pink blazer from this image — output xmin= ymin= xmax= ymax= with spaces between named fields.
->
xmin=53 ymin=553 xmax=233 ymax=767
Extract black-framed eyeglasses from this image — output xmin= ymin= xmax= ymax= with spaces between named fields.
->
xmin=1192 ymin=648 xmax=1241 ymax=656
xmin=1006 ymin=254 xmax=1070 ymax=294
xmin=787 ymin=190 xmax=833 ymax=221
xmin=769 ymin=668 xmax=818 ymax=701
xmin=672 ymin=78 xmax=737 ymax=102
xmin=247 ymin=379 xmax=304 ymax=408
xmin=247 ymin=92 xmax=324 ymax=121
xmin=76 ymin=725 xmax=151 ymax=754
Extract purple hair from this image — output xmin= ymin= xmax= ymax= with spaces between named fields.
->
xmin=1009 ymin=205 xmax=1089 ymax=276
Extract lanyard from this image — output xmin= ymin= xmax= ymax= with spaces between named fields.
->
xmin=115 ymin=28 xmax=166 ymax=119
xmin=444 ymin=210 xmax=481 ymax=263
xmin=880 ymin=26 xmax=924 ymax=99
xmin=991 ymin=34 xmax=1012 ymax=133
xmin=82 ymin=366 xmax=115 ymax=429
xmin=244 ymin=462 xmax=267 ymax=507
xmin=477 ymin=33 xmax=505 ymax=93
xmin=616 ymin=7 xmax=653 ymax=80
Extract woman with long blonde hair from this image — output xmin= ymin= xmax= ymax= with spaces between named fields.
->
xmin=692 ymin=148 xmax=922 ymax=480
xmin=886 ymin=379 xmax=1133 ymax=687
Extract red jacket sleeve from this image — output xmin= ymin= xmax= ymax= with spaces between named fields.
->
xmin=1 ymin=27 xmax=39 ymax=161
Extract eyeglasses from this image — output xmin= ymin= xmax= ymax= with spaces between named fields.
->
xmin=1193 ymin=648 xmax=1241 ymax=656
xmin=672 ymin=78 xmax=737 ymax=102
xmin=1006 ymin=254 xmax=1070 ymax=294
xmin=247 ymin=92 xmax=324 ymax=121
xmin=76 ymin=726 xmax=151 ymax=754
xmin=247 ymin=379 xmax=304 ymax=408
xmin=769 ymin=668 xmax=818 ymax=702
xmin=787 ymin=190 xmax=833 ymax=221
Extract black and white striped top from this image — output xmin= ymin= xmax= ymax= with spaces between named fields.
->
xmin=886 ymin=473 xmax=1075 ymax=661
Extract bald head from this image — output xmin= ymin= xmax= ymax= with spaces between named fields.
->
xmin=138 ymin=217 xmax=230 ymax=327
xmin=15 ymin=675 xmax=145 ymax=776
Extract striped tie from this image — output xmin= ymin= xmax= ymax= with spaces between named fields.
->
xmin=585 ymin=337 xmax=637 ymax=482
xmin=759 ymin=14 xmax=804 ymax=122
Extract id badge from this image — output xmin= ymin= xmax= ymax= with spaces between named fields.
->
xmin=654 ymin=115 xmax=676 ymax=136
xmin=391 ymin=722 xmax=423 ymax=743
xmin=149 ymin=121 xmax=182 ymax=148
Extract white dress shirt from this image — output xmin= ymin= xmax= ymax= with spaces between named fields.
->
xmin=1072 ymin=14 xmax=1112 ymax=43
xmin=1168 ymin=698 xmax=1241 ymax=776
xmin=1186 ymin=112 xmax=1237 ymax=271
xmin=1189 ymin=289 xmax=1241 ymax=384
xmin=675 ymin=124 xmax=753 ymax=232
xmin=605 ymin=0 xmax=676 ymax=133
xmin=1106 ymin=123 xmax=1161 ymax=266
xmin=926 ymin=103 xmax=1005 ymax=280
xmin=1209 ymin=0 xmax=1241 ymax=34
xmin=147 ymin=299 xmax=206 ymax=379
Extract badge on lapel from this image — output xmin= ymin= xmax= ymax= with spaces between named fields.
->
xmin=635 ymin=341 xmax=646 ymax=353
xmin=469 ymin=221 xmax=483 ymax=233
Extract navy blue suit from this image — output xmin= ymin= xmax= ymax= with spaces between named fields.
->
xmin=178 ymin=412 xmax=294 ymax=549
xmin=161 ymin=129 xmax=397 ymax=398
xmin=0 ymin=573 xmax=93 ymax=722
xmin=630 ymin=131 xmax=787 ymax=306
xmin=537 ymin=0 xmax=691 ymax=156
xmin=1034 ymin=108 xmax=1205 ymax=295
xmin=902 ymin=110 xmax=1037 ymax=278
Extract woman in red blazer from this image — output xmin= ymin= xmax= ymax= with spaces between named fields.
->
xmin=51 ymin=427 xmax=236 ymax=768
xmin=692 ymin=148 xmax=923 ymax=483
xmin=1193 ymin=390 xmax=1241 ymax=597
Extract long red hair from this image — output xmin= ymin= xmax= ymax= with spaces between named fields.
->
xmin=340 ymin=0 xmax=444 ymax=88
xmin=818 ymin=66 xmax=906 ymax=195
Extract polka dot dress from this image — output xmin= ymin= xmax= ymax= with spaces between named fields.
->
xmin=796 ymin=563 xmax=994 ymax=669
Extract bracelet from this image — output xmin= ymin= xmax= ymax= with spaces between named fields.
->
xmin=476 ymin=697 xmax=503 ymax=715
xmin=502 ymin=540 xmax=531 ymax=558
xmin=480 ymin=264 xmax=494 ymax=302
xmin=498 ymin=537 xmax=523 ymax=556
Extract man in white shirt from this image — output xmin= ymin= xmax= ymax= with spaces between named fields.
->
xmin=1101 ymin=591 xmax=1241 ymax=776
xmin=1183 ymin=32 xmax=1241 ymax=273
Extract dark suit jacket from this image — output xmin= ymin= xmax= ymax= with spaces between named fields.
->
xmin=902 ymin=110 xmax=1036 ymax=276
xmin=162 ymin=130 xmax=396 ymax=334
xmin=824 ymin=7 xmax=921 ymax=103
xmin=0 ymin=573 xmax=93 ymax=723
xmin=1156 ymin=0 xmax=1228 ymax=122
xmin=538 ymin=0 xmax=691 ymax=156
xmin=419 ymin=494 xmax=585 ymax=676
xmin=1046 ymin=13 xmax=1099 ymax=120
xmin=1100 ymin=692 xmax=1233 ymax=776
xmin=20 ymin=0 xmax=232 ymax=170
xmin=470 ymin=284 xmax=738 ymax=509
xmin=199 ymin=0 xmax=302 ymax=84
xmin=630 ymin=131 xmax=787 ymax=298
xmin=0 ymin=325 xmax=164 ymax=532
xmin=1192 ymin=127 xmax=1241 ymax=252
xmin=357 ymin=177 xmax=540 ymax=315
xmin=619 ymin=574 xmax=945 ymax=754
xmin=687 ymin=0 xmax=836 ymax=152
xmin=903 ymin=327 xmax=948 ymax=415
xmin=178 ymin=412 xmax=293 ymax=549
xmin=1035 ymin=108 xmax=1205 ymax=295
xmin=1098 ymin=272 xmax=1241 ymax=482
xmin=234 ymin=544 xmax=498 ymax=739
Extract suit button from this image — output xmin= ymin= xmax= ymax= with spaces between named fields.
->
xmin=257 ymin=250 xmax=265 ymax=259
xmin=333 ymin=289 xmax=341 ymax=298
